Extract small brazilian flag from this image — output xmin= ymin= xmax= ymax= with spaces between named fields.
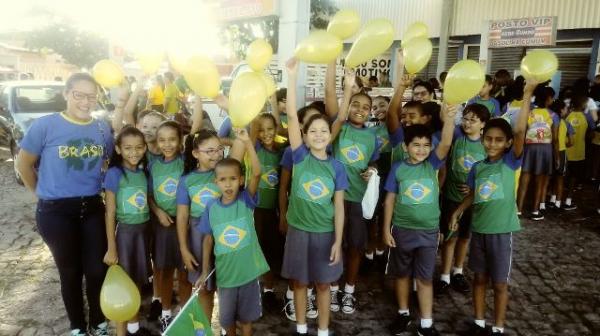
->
xmin=163 ymin=292 xmax=213 ymax=336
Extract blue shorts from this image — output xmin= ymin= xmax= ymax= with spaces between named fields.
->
xmin=344 ymin=200 xmax=368 ymax=250
xmin=522 ymin=144 xmax=552 ymax=175
xmin=468 ymin=232 xmax=513 ymax=283
xmin=385 ymin=227 xmax=438 ymax=281
xmin=218 ymin=279 xmax=262 ymax=328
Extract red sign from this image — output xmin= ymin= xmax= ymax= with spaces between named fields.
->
xmin=488 ymin=16 xmax=557 ymax=48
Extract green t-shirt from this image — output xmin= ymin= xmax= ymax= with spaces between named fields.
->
xmin=467 ymin=151 xmax=522 ymax=234
xmin=150 ymin=156 xmax=184 ymax=217
xmin=444 ymin=127 xmax=486 ymax=202
xmin=104 ymin=167 xmax=150 ymax=225
xmin=176 ymin=170 xmax=220 ymax=219
xmin=373 ymin=124 xmax=391 ymax=153
xmin=146 ymin=151 xmax=162 ymax=165
xmin=256 ymin=142 xmax=283 ymax=209
xmin=384 ymin=153 xmax=444 ymax=230
xmin=287 ymin=145 xmax=349 ymax=233
xmin=333 ymin=123 xmax=379 ymax=202
xmin=198 ymin=191 xmax=269 ymax=288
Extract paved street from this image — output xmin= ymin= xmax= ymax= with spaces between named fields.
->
xmin=0 ymin=153 xmax=599 ymax=336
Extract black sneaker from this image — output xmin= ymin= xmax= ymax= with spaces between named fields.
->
xmin=563 ymin=203 xmax=577 ymax=211
xmin=126 ymin=327 xmax=154 ymax=336
xmin=530 ymin=212 xmax=544 ymax=221
xmin=159 ymin=315 xmax=174 ymax=332
xmin=434 ymin=279 xmax=450 ymax=296
xmin=389 ymin=313 xmax=412 ymax=335
xmin=88 ymin=322 xmax=109 ymax=336
xmin=460 ymin=322 xmax=489 ymax=336
xmin=306 ymin=292 xmax=318 ymax=319
xmin=341 ymin=292 xmax=356 ymax=314
xmin=283 ymin=296 xmax=296 ymax=321
xmin=417 ymin=325 xmax=440 ymax=336
xmin=330 ymin=289 xmax=340 ymax=312
xmin=147 ymin=299 xmax=162 ymax=321
xmin=451 ymin=273 xmax=470 ymax=293
xmin=262 ymin=290 xmax=281 ymax=313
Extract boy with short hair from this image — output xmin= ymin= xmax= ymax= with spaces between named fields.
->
xmin=383 ymin=104 xmax=457 ymax=336
xmin=198 ymin=129 xmax=269 ymax=336
xmin=436 ymin=103 xmax=490 ymax=296
xmin=468 ymin=75 xmax=502 ymax=118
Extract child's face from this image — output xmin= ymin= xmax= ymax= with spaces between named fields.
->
xmin=482 ymin=127 xmax=512 ymax=159
xmin=348 ymin=95 xmax=371 ymax=126
xmin=138 ymin=115 xmax=163 ymax=143
xmin=479 ymin=82 xmax=492 ymax=97
xmin=403 ymin=137 xmax=432 ymax=163
xmin=372 ymin=98 xmax=389 ymax=121
xmin=193 ymin=137 xmax=224 ymax=170
xmin=412 ymin=85 xmax=431 ymax=102
xmin=215 ymin=165 xmax=243 ymax=201
xmin=116 ymin=135 xmax=146 ymax=168
xmin=303 ymin=118 xmax=331 ymax=151
xmin=405 ymin=107 xmax=430 ymax=126
xmin=157 ymin=127 xmax=180 ymax=160
xmin=278 ymin=99 xmax=287 ymax=114
xmin=461 ymin=112 xmax=484 ymax=136
xmin=258 ymin=117 xmax=276 ymax=147
xmin=559 ymin=106 xmax=568 ymax=118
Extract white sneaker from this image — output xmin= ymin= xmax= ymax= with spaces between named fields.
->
xmin=307 ymin=292 xmax=318 ymax=319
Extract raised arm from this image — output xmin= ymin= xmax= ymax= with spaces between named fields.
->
xmin=111 ymin=85 xmax=130 ymax=131
xmin=285 ymin=58 xmax=302 ymax=150
xmin=435 ymin=103 xmax=458 ymax=160
xmin=330 ymin=70 xmax=356 ymax=142
xmin=387 ymin=50 xmax=411 ymax=134
xmin=235 ymin=128 xmax=261 ymax=196
xmin=189 ymin=95 xmax=204 ymax=135
xmin=325 ymin=61 xmax=339 ymax=119
xmin=513 ymin=79 xmax=538 ymax=157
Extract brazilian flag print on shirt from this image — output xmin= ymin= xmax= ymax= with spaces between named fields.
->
xmin=467 ymin=151 xmax=522 ymax=234
xmin=104 ymin=167 xmax=150 ymax=225
xmin=176 ymin=170 xmax=220 ymax=220
xmin=333 ymin=123 xmax=379 ymax=202
xmin=255 ymin=142 xmax=283 ymax=209
xmin=444 ymin=128 xmax=486 ymax=202
xmin=150 ymin=156 xmax=184 ymax=217
xmin=384 ymin=153 xmax=444 ymax=230
xmin=197 ymin=191 xmax=269 ymax=288
xmin=287 ymin=145 xmax=349 ymax=233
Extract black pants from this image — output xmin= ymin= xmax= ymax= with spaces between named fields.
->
xmin=36 ymin=195 xmax=107 ymax=330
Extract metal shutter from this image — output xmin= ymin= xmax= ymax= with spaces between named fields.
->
xmin=529 ymin=41 xmax=592 ymax=89
xmin=490 ymin=47 xmax=526 ymax=75
xmin=466 ymin=45 xmax=480 ymax=61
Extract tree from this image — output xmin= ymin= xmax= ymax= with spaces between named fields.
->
xmin=310 ymin=0 xmax=338 ymax=29
xmin=25 ymin=22 xmax=109 ymax=69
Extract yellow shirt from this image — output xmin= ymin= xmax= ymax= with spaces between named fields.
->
xmin=526 ymin=108 xmax=553 ymax=144
xmin=148 ymin=84 xmax=164 ymax=106
xmin=163 ymin=83 xmax=180 ymax=115
xmin=558 ymin=120 xmax=568 ymax=151
xmin=566 ymin=111 xmax=588 ymax=161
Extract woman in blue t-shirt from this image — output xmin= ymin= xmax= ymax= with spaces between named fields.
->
xmin=17 ymin=73 xmax=114 ymax=336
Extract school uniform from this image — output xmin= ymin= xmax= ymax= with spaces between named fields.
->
xmin=176 ymin=169 xmax=220 ymax=289
xmin=281 ymin=145 xmax=349 ymax=284
xmin=104 ymin=167 xmax=151 ymax=286
xmin=198 ymin=191 xmax=269 ymax=328
xmin=466 ymin=151 xmax=523 ymax=283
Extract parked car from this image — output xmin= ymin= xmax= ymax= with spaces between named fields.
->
xmin=0 ymin=80 xmax=110 ymax=184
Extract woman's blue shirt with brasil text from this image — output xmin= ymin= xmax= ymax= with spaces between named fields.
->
xmin=19 ymin=113 xmax=114 ymax=200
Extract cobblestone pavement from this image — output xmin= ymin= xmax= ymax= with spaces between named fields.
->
xmin=1 ymin=153 xmax=599 ymax=336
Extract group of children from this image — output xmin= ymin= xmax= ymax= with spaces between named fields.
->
xmin=101 ymin=48 xmax=597 ymax=336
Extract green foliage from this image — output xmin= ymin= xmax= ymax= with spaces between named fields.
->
xmin=25 ymin=22 xmax=109 ymax=68
xmin=310 ymin=0 xmax=338 ymax=29
xmin=220 ymin=17 xmax=279 ymax=60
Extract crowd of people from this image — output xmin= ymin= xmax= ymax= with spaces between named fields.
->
xmin=15 ymin=48 xmax=600 ymax=336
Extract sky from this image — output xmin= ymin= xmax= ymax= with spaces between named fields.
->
xmin=0 ymin=0 xmax=227 ymax=56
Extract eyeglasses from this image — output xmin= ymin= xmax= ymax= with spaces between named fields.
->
xmin=462 ymin=117 xmax=480 ymax=124
xmin=197 ymin=146 xmax=225 ymax=156
xmin=72 ymin=90 xmax=98 ymax=102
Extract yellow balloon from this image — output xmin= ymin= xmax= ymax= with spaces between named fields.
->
xmin=137 ymin=51 xmax=163 ymax=75
xmin=403 ymin=37 xmax=433 ymax=74
xmin=295 ymin=30 xmax=343 ymax=64
xmin=345 ymin=19 xmax=395 ymax=69
xmin=183 ymin=55 xmax=221 ymax=98
xmin=246 ymin=39 xmax=273 ymax=72
xmin=327 ymin=9 xmax=361 ymax=40
xmin=520 ymin=50 xmax=558 ymax=82
xmin=92 ymin=60 xmax=124 ymax=88
xmin=229 ymin=72 xmax=267 ymax=127
xmin=402 ymin=21 xmax=429 ymax=47
xmin=259 ymin=72 xmax=277 ymax=96
xmin=100 ymin=265 xmax=141 ymax=322
xmin=168 ymin=52 xmax=190 ymax=74
xmin=443 ymin=60 xmax=485 ymax=104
